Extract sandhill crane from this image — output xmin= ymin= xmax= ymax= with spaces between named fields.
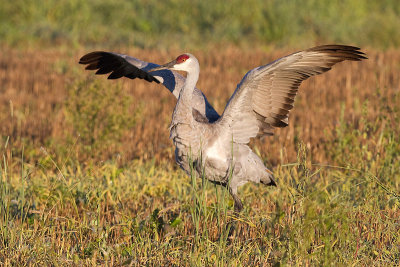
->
xmin=80 ymin=45 xmax=366 ymax=212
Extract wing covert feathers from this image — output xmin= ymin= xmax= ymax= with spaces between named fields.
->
xmin=221 ymin=45 xmax=366 ymax=144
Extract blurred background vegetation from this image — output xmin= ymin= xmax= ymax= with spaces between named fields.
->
xmin=1 ymin=0 xmax=400 ymax=49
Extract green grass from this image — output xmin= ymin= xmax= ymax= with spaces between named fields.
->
xmin=1 ymin=0 xmax=400 ymax=49
xmin=1 ymin=98 xmax=399 ymax=265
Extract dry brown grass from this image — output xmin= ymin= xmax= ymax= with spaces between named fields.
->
xmin=1 ymin=46 xmax=399 ymax=165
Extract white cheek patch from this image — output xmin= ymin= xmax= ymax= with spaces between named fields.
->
xmin=175 ymin=61 xmax=189 ymax=71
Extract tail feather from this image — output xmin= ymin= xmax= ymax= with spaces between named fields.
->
xmin=261 ymin=170 xmax=276 ymax=186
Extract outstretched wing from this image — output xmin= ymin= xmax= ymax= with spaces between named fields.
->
xmin=79 ymin=51 xmax=161 ymax=83
xmin=79 ymin=51 xmax=220 ymax=122
xmin=219 ymin=45 xmax=367 ymax=144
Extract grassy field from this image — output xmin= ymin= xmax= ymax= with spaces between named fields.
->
xmin=0 ymin=45 xmax=399 ymax=265
xmin=1 ymin=3 xmax=400 ymax=264
xmin=1 ymin=0 xmax=400 ymax=49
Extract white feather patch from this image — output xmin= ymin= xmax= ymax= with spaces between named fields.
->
xmin=153 ymin=76 xmax=164 ymax=83
xmin=205 ymin=141 xmax=227 ymax=163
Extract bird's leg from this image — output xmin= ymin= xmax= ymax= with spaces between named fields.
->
xmin=232 ymin=193 xmax=244 ymax=214
xmin=228 ymin=187 xmax=243 ymax=214
xmin=225 ymin=187 xmax=243 ymax=238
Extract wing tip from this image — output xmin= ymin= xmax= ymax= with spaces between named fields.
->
xmin=307 ymin=44 xmax=368 ymax=61
xmin=79 ymin=51 xmax=107 ymax=64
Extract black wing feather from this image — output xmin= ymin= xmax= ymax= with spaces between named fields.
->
xmin=79 ymin=51 xmax=160 ymax=83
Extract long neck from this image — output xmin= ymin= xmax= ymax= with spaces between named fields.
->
xmin=172 ymin=66 xmax=199 ymax=127
xmin=177 ymin=65 xmax=199 ymax=113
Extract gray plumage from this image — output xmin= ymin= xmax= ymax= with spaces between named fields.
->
xmin=80 ymin=45 xmax=366 ymax=212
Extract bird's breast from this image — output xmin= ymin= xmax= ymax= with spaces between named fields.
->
xmin=204 ymin=140 xmax=228 ymax=164
xmin=170 ymin=122 xmax=202 ymax=156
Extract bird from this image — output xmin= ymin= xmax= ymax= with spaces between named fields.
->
xmin=80 ymin=45 xmax=366 ymax=212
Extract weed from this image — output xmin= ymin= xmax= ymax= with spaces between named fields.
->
xmin=64 ymin=77 xmax=138 ymax=160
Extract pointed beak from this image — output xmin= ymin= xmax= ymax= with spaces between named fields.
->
xmin=149 ymin=59 xmax=177 ymax=72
